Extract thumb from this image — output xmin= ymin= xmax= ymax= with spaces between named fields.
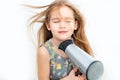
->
xmin=73 ymin=67 xmax=78 ymax=72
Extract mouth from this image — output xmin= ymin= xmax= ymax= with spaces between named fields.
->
xmin=58 ymin=31 xmax=68 ymax=34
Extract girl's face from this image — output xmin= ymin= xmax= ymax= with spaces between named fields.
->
xmin=46 ymin=6 xmax=77 ymax=41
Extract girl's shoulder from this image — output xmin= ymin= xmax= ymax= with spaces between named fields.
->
xmin=37 ymin=44 xmax=50 ymax=60
xmin=37 ymin=39 xmax=52 ymax=58
xmin=38 ymin=45 xmax=48 ymax=54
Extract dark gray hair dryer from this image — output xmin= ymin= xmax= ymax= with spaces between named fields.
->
xmin=58 ymin=40 xmax=104 ymax=80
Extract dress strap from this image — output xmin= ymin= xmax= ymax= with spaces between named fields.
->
xmin=42 ymin=40 xmax=56 ymax=59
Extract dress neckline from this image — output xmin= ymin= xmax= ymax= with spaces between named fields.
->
xmin=48 ymin=39 xmax=69 ymax=59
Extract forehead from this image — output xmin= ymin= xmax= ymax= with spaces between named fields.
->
xmin=50 ymin=6 xmax=74 ymax=19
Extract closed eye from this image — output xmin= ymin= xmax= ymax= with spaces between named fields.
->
xmin=53 ymin=20 xmax=60 ymax=23
xmin=66 ymin=20 xmax=71 ymax=23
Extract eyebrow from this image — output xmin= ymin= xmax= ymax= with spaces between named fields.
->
xmin=50 ymin=18 xmax=59 ymax=20
xmin=50 ymin=17 xmax=74 ymax=20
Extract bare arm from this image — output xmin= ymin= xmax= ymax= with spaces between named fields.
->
xmin=37 ymin=46 xmax=50 ymax=80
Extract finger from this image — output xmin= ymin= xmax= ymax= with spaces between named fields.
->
xmin=69 ymin=69 xmax=76 ymax=76
xmin=75 ymin=77 xmax=79 ymax=80
xmin=78 ymin=74 xmax=86 ymax=80
xmin=81 ymin=74 xmax=86 ymax=79
xmin=73 ymin=67 xmax=78 ymax=72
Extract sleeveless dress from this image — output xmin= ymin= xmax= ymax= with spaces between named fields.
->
xmin=42 ymin=39 xmax=74 ymax=80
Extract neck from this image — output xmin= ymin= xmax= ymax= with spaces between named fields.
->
xmin=51 ymin=37 xmax=73 ymax=49
xmin=51 ymin=38 xmax=62 ymax=49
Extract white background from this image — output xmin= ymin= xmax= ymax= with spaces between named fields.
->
xmin=0 ymin=0 xmax=120 ymax=80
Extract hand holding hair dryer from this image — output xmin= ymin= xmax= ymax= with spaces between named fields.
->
xmin=58 ymin=39 xmax=104 ymax=80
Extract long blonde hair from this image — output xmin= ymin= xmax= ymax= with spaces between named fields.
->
xmin=28 ymin=0 xmax=93 ymax=56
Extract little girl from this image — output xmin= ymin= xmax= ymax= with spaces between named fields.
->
xmin=28 ymin=0 xmax=93 ymax=80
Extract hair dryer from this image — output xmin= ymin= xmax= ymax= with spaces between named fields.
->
xmin=58 ymin=39 xmax=104 ymax=80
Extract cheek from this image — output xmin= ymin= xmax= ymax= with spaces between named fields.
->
xmin=71 ymin=29 xmax=75 ymax=34
xmin=69 ymin=24 xmax=76 ymax=35
xmin=69 ymin=24 xmax=75 ymax=31
xmin=68 ymin=27 xmax=75 ymax=35
xmin=50 ymin=26 xmax=57 ymax=34
xmin=70 ymin=28 xmax=74 ymax=32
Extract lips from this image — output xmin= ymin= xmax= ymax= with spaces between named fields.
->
xmin=58 ymin=31 xmax=68 ymax=34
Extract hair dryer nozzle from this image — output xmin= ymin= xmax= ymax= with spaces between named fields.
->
xmin=58 ymin=39 xmax=73 ymax=51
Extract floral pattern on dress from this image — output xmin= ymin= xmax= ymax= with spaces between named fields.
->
xmin=43 ymin=40 xmax=74 ymax=80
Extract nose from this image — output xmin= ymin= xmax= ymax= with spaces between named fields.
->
xmin=59 ymin=21 xmax=66 ymax=29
